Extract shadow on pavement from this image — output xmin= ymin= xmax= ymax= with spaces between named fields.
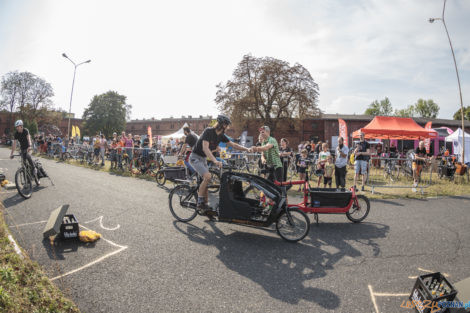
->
xmin=371 ymin=199 xmax=405 ymax=206
xmin=42 ymin=237 xmax=97 ymax=261
xmin=2 ymin=193 xmax=28 ymax=208
xmin=172 ymin=220 xmax=389 ymax=309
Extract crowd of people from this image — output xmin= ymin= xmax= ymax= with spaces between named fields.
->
xmin=20 ymin=117 xmax=439 ymax=195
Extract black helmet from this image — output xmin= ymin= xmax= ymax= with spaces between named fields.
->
xmin=217 ymin=114 xmax=231 ymax=126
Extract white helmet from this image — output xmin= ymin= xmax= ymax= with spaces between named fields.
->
xmin=15 ymin=120 xmax=23 ymax=127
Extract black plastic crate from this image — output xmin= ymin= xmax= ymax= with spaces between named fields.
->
xmin=409 ymin=272 xmax=458 ymax=313
xmin=163 ymin=167 xmax=186 ymax=180
xmin=309 ymin=188 xmax=352 ymax=208
xmin=60 ymin=214 xmax=79 ymax=239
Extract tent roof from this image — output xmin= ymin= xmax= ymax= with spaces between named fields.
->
xmin=445 ymin=128 xmax=470 ymax=142
xmin=161 ymin=123 xmax=189 ymax=139
xmin=352 ymin=116 xmax=437 ymax=139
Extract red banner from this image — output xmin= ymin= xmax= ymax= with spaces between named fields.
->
xmin=424 ymin=121 xmax=432 ymax=153
xmin=148 ymin=126 xmax=153 ymax=147
xmin=338 ymin=119 xmax=348 ymax=147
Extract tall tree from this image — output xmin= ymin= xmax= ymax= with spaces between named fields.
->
xmin=0 ymin=71 xmax=54 ymax=132
xmin=364 ymin=97 xmax=393 ymax=116
xmin=215 ymin=54 xmax=320 ymax=133
xmin=414 ymin=99 xmax=439 ymax=119
xmin=453 ymin=106 xmax=470 ymax=121
xmin=82 ymin=91 xmax=131 ymax=137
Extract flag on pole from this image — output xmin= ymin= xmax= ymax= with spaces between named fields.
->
xmin=148 ymin=126 xmax=153 ymax=147
xmin=424 ymin=121 xmax=432 ymax=153
xmin=76 ymin=126 xmax=81 ymax=138
xmin=338 ymin=119 xmax=348 ymax=147
xmin=71 ymin=126 xmax=76 ymax=137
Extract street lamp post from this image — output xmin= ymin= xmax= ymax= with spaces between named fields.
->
xmin=62 ymin=53 xmax=91 ymax=139
xmin=429 ymin=0 xmax=465 ymax=164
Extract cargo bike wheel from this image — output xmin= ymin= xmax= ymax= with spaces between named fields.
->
xmin=276 ymin=208 xmax=310 ymax=242
xmin=346 ymin=195 xmax=370 ymax=223
xmin=168 ymin=184 xmax=198 ymax=222
xmin=15 ymin=168 xmax=32 ymax=199
xmin=156 ymin=170 xmax=166 ymax=186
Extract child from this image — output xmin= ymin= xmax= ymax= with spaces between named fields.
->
xmin=110 ymin=139 xmax=118 ymax=169
xmin=316 ymin=142 xmax=331 ymax=187
xmin=323 ymin=155 xmax=335 ymax=188
xmin=296 ymin=149 xmax=308 ymax=191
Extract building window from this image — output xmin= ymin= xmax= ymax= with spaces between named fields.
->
xmin=155 ymin=124 xmax=160 ymax=129
xmin=311 ymin=122 xmax=318 ymax=130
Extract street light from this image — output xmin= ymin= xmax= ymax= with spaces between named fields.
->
xmin=62 ymin=53 xmax=91 ymax=139
xmin=429 ymin=0 xmax=465 ymax=164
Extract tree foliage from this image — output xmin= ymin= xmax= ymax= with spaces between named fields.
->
xmin=0 ymin=71 xmax=54 ymax=133
xmin=364 ymin=97 xmax=393 ymax=116
xmin=82 ymin=91 xmax=131 ymax=138
xmin=413 ymin=99 xmax=439 ymax=119
xmin=453 ymin=106 xmax=470 ymax=121
xmin=394 ymin=105 xmax=415 ymax=118
xmin=215 ymin=54 xmax=320 ymax=133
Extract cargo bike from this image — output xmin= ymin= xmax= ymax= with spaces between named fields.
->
xmin=168 ymin=168 xmax=311 ymax=242
xmin=274 ymin=168 xmax=370 ymax=224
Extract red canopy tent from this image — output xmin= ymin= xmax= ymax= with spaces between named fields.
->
xmin=351 ymin=116 xmax=438 ymax=140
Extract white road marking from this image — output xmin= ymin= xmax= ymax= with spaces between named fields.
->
xmin=50 ymin=224 xmax=127 ymax=281
xmin=368 ymin=285 xmax=380 ymax=313
xmin=14 ymin=220 xmax=48 ymax=227
xmin=83 ymin=216 xmax=120 ymax=231
xmin=417 ymin=267 xmax=449 ymax=277
xmin=373 ymin=292 xmax=409 ymax=297
xmin=7 ymin=234 xmax=24 ymax=259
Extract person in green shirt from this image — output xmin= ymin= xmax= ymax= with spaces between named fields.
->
xmin=251 ymin=126 xmax=283 ymax=182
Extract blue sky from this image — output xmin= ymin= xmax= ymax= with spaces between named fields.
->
xmin=1 ymin=0 xmax=469 ymax=120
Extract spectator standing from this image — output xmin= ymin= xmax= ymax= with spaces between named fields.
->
xmin=252 ymin=126 xmax=283 ymax=183
xmin=412 ymin=141 xmax=428 ymax=192
xmin=296 ymin=149 xmax=309 ymax=191
xmin=125 ymin=134 xmax=134 ymax=167
xmin=334 ymin=136 xmax=349 ymax=190
xmin=354 ymin=132 xmax=370 ymax=191
xmin=279 ymin=138 xmax=292 ymax=182
xmin=99 ymin=134 xmax=107 ymax=166
xmin=323 ymin=155 xmax=335 ymax=188
xmin=316 ymin=142 xmax=331 ymax=187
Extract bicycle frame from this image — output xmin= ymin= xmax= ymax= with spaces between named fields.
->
xmin=274 ymin=171 xmax=358 ymax=215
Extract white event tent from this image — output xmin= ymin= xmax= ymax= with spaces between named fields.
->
xmin=445 ymin=128 xmax=470 ymax=163
xmin=161 ymin=123 xmax=189 ymax=139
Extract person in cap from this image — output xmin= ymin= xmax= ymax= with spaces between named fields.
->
xmin=179 ymin=125 xmax=198 ymax=174
xmin=251 ymin=126 xmax=283 ymax=183
xmin=190 ymin=114 xmax=250 ymax=216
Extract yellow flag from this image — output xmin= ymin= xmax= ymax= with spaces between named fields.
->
xmin=76 ymin=126 xmax=81 ymax=138
xmin=71 ymin=125 xmax=76 ymax=137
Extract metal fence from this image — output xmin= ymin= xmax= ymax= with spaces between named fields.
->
xmin=365 ymin=157 xmax=434 ymax=194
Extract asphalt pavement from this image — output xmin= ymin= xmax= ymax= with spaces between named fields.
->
xmin=1 ymin=147 xmax=469 ymax=313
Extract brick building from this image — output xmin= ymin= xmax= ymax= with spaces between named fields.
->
xmin=2 ymin=110 xmax=469 ymax=148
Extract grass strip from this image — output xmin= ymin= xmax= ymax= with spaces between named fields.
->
xmin=0 ymin=205 xmax=80 ymax=313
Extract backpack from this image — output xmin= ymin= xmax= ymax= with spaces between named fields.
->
xmin=34 ymin=160 xmax=48 ymax=178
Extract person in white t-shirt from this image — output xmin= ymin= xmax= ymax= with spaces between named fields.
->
xmin=335 ymin=136 xmax=349 ymax=190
